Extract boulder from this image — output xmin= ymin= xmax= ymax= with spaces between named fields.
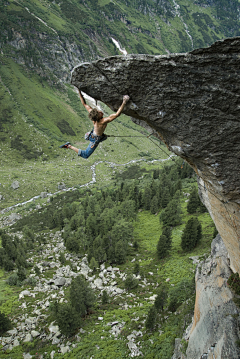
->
xmin=58 ymin=183 xmax=66 ymax=190
xmin=11 ymin=181 xmax=20 ymax=189
xmin=13 ymin=338 xmax=20 ymax=347
xmin=31 ymin=330 xmax=40 ymax=338
xmin=54 ymin=277 xmax=66 ymax=286
xmin=40 ymin=192 xmax=48 ymax=199
xmin=23 ymin=333 xmax=32 ymax=342
xmin=60 ymin=346 xmax=70 ymax=354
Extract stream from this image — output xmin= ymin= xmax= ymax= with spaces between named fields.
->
xmin=1 ymin=156 xmax=175 ymax=215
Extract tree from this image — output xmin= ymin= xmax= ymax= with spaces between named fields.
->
xmin=17 ymin=267 xmax=26 ymax=282
xmin=119 ymin=200 xmax=136 ymax=220
xmin=89 ymin=257 xmax=98 ymax=272
xmin=157 ymin=227 xmax=172 ymax=259
xmin=157 ymin=235 xmax=169 ymax=259
xmin=70 ymin=275 xmax=95 ymax=317
xmin=181 ymin=217 xmax=202 ymax=251
xmin=3 ymin=256 xmax=14 ymax=271
xmin=56 ymin=303 xmax=80 ymax=337
xmin=66 ymin=236 xmax=79 ymax=253
xmin=145 ymin=305 xmax=157 ymax=330
xmin=154 ymin=286 xmax=168 ymax=311
xmin=161 ymin=188 xmax=170 ymax=208
xmin=124 ymin=274 xmax=138 ymax=291
xmin=133 ymin=262 xmax=140 ymax=275
xmin=143 ymin=187 xmax=152 ymax=210
xmin=102 ymin=290 xmax=109 ymax=305
xmin=59 ymin=252 xmax=66 ymax=265
xmin=187 ymin=187 xmax=200 ymax=214
xmin=0 ymin=312 xmax=12 ymax=335
xmin=160 ymin=199 xmax=182 ymax=227
xmin=115 ymin=240 xmax=127 ymax=264
xmin=150 ymin=195 xmax=159 ymax=214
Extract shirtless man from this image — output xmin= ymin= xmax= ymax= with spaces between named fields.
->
xmin=60 ymin=90 xmax=130 ymax=159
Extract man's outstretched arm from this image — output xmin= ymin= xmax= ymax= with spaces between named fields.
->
xmin=78 ymin=89 xmax=92 ymax=113
xmin=103 ymin=95 xmax=130 ymax=124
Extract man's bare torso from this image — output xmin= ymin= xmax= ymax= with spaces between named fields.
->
xmin=93 ymin=120 xmax=108 ymax=136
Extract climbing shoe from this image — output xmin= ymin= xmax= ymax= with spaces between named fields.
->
xmin=59 ymin=142 xmax=71 ymax=148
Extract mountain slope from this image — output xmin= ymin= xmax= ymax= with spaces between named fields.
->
xmin=1 ymin=0 xmax=239 ymax=82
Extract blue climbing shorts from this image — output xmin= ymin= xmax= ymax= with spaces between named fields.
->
xmin=78 ymin=130 xmax=107 ymax=159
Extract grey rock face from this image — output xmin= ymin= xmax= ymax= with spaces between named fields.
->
xmin=186 ymin=235 xmax=240 ymax=359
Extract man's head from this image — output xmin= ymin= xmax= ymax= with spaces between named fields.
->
xmin=89 ymin=108 xmax=103 ymax=122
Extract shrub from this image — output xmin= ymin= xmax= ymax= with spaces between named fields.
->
xmin=24 ymin=276 xmax=37 ymax=286
xmin=7 ymin=273 xmax=21 ymax=286
xmin=227 ymin=273 xmax=240 ymax=295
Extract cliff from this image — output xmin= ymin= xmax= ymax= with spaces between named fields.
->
xmin=71 ymin=37 xmax=240 ymax=358
xmin=71 ymin=36 xmax=240 ymax=274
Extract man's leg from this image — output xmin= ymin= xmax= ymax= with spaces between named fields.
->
xmin=68 ymin=145 xmax=79 ymax=155
xmin=68 ymin=141 xmax=99 ymax=159
xmin=78 ymin=141 xmax=99 ymax=159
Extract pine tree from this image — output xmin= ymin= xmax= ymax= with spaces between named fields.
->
xmin=133 ymin=262 xmax=140 ymax=275
xmin=89 ymin=257 xmax=98 ymax=272
xmin=157 ymin=235 xmax=169 ymax=259
xmin=161 ymin=187 xmax=170 ymax=208
xmin=0 ymin=312 xmax=12 ymax=335
xmin=145 ymin=305 xmax=157 ymax=330
xmin=56 ymin=304 xmax=80 ymax=337
xmin=187 ymin=187 xmax=200 ymax=214
xmin=70 ymin=275 xmax=95 ymax=316
xmin=102 ymin=290 xmax=109 ymax=305
xmin=143 ymin=187 xmax=152 ymax=210
xmin=150 ymin=195 xmax=159 ymax=214
xmin=115 ymin=240 xmax=127 ymax=264
xmin=154 ymin=286 xmax=168 ymax=311
xmin=160 ymin=199 xmax=182 ymax=227
xmin=181 ymin=217 xmax=201 ymax=251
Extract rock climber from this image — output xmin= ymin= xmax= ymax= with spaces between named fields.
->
xmin=60 ymin=89 xmax=130 ymax=159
